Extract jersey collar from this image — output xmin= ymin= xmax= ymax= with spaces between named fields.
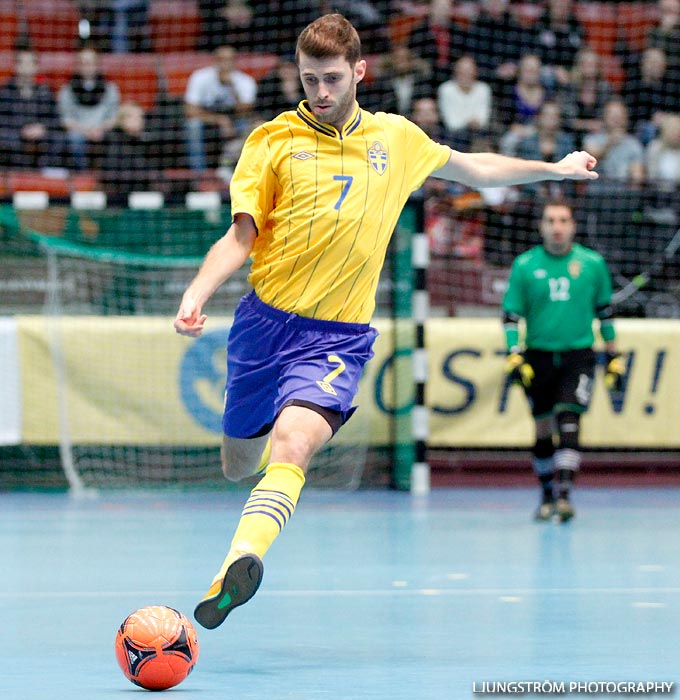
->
xmin=296 ymin=100 xmax=362 ymax=139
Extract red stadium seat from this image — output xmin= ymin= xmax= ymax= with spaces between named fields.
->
xmin=101 ymin=53 xmax=159 ymax=111
xmin=0 ymin=1 xmax=19 ymax=52
xmin=236 ymin=53 xmax=278 ymax=81
xmin=23 ymin=0 xmax=81 ymax=52
xmin=196 ymin=172 xmax=229 ymax=193
xmin=576 ymin=1 xmax=618 ymax=56
xmin=618 ymin=2 xmax=659 ymax=52
xmin=8 ymin=171 xmax=71 ymax=197
xmin=37 ymin=52 xmax=77 ymax=93
xmin=388 ymin=15 xmax=420 ymax=44
xmin=161 ymin=51 xmax=213 ymax=97
xmin=33 ymin=53 xmax=159 ymax=110
xmin=450 ymin=2 xmax=477 ymax=29
xmin=362 ymin=54 xmax=381 ymax=84
xmin=149 ymin=0 xmax=201 ymax=52
xmin=0 ymin=49 xmax=13 ymax=84
xmin=7 ymin=171 xmax=100 ymax=198
xmin=71 ymin=172 xmax=100 ymax=192
xmin=599 ymin=54 xmax=625 ymax=92
xmin=160 ymin=52 xmax=277 ymax=98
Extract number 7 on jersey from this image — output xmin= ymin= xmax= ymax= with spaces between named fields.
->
xmin=332 ymin=175 xmax=353 ymax=210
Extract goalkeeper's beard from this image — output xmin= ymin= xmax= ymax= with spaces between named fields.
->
xmin=545 ymin=240 xmax=572 ymax=256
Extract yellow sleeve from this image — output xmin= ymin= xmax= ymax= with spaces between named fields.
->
xmin=229 ymin=126 xmax=276 ymax=234
xmin=401 ymin=117 xmax=451 ymax=191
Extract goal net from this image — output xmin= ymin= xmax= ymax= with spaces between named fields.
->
xmin=1 ymin=0 xmax=677 ymax=319
xmin=1 ymin=1 xmax=679 ymax=491
xmin=35 ymin=227 xmax=380 ymax=492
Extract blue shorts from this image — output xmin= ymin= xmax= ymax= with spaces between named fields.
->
xmin=222 ymin=292 xmax=378 ymax=439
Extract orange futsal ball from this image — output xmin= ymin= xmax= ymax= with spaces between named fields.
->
xmin=115 ymin=605 xmax=200 ymax=691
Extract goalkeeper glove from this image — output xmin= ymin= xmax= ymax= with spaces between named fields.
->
xmin=505 ymin=351 xmax=534 ymax=389
xmin=604 ymin=351 xmax=625 ymax=392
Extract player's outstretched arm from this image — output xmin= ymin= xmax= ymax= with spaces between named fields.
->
xmin=174 ymin=214 xmax=257 ymax=338
xmin=431 ymin=149 xmax=598 ymax=189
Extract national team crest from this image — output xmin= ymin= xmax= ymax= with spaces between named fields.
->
xmin=368 ymin=141 xmax=388 ymax=175
xmin=568 ymin=260 xmax=582 ymax=278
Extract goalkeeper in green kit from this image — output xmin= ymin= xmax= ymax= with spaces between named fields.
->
xmin=501 ymin=197 xmax=625 ymax=522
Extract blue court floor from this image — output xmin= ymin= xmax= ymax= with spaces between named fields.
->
xmin=2 ymin=487 xmax=679 ymax=699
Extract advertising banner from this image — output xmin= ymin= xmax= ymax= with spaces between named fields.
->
xmin=0 ymin=317 xmax=21 ymax=445
xmin=15 ymin=316 xmax=680 ymax=448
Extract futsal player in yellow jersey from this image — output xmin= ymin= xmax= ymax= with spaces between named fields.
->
xmin=174 ymin=13 xmax=599 ymax=630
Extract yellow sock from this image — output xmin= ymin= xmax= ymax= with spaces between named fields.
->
xmin=255 ymin=438 xmax=271 ymax=475
xmin=210 ymin=462 xmax=305 ymax=587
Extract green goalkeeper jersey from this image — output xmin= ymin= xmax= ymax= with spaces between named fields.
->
xmin=502 ymin=243 xmax=614 ymax=351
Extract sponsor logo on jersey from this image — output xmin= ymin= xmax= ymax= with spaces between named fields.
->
xmin=534 ymin=269 xmax=547 ymax=278
xmin=292 ymin=151 xmax=315 ymax=160
xmin=368 ymin=141 xmax=388 ymax=175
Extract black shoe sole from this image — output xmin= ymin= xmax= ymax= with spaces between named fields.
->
xmin=194 ymin=554 xmax=264 ymax=630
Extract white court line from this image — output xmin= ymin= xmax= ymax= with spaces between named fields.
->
xmin=1 ymin=587 xmax=680 ymax=600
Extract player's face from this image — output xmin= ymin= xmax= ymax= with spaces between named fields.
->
xmin=540 ymin=205 xmax=576 ymax=255
xmin=298 ymin=52 xmax=366 ymax=131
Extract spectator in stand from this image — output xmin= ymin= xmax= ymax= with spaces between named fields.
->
xmin=0 ymin=43 xmax=64 ymax=169
xmin=558 ymin=47 xmax=613 ymax=149
xmin=496 ymin=54 xmax=547 ymax=150
xmin=242 ymin=1 xmax=291 ymax=54
xmin=257 ymin=55 xmax=304 ymax=121
xmin=184 ymin=45 xmax=258 ymax=171
xmin=319 ymin=0 xmax=390 ymax=54
xmin=515 ymin=101 xmax=576 ymax=163
xmin=583 ymin=99 xmax=645 ymax=284
xmin=147 ymin=91 xmax=188 ymax=171
xmin=463 ymin=0 xmax=531 ymax=97
xmin=437 ymin=55 xmax=491 ymax=151
xmin=198 ymin=0 xmax=256 ymax=53
xmin=410 ymin=96 xmax=450 ymax=144
xmin=406 ymin=0 xmax=459 ymax=87
xmin=362 ymin=43 xmax=433 ymax=115
xmin=532 ymin=0 xmax=585 ymax=91
xmin=100 ymin=102 xmax=163 ymax=204
xmin=58 ymin=44 xmax=120 ymax=170
xmin=622 ymin=47 xmax=680 ymax=147
xmin=77 ymin=1 xmax=150 ymax=53
xmin=409 ymin=95 xmax=485 ymax=260
xmin=512 ymin=101 xmax=577 ymax=200
xmin=198 ymin=1 xmax=403 ymax=58
xmin=646 ymin=0 xmax=680 ymax=78
xmin=645 ymin=114 xmax=680 ymax=191
xmin=583 ymin=98 xmax=644 ymax=186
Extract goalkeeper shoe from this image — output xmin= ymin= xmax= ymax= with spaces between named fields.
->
xmin=534 ymin=495 xmax=555 ymax=522
xmin=554 ymin=497 xmax=575 ymax=523
xmin=194 ymin=554 xmax=264 ymax=630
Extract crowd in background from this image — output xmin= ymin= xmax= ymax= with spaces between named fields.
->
xmin=0 ymin=0 xmax=678 ymax=294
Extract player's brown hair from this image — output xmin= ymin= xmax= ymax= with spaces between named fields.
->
xmin=542 ymin=194 xmax=574 ymax=215
xmin=295 ymin=14 xmax=362 ymax=66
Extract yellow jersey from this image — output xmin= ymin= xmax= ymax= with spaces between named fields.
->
xmin=229 ymin=100 xmax=451 ymax=323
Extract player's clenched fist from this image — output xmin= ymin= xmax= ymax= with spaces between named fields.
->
xmin=174 ymin=298 xmax=207 ymax=338
xmin=557 ymin=151 xmax=598 ymax=180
